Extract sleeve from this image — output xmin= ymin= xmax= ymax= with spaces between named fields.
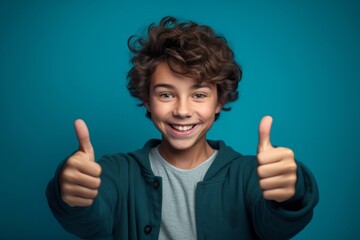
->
xmin=45 ymin=155 xmax=121 ymax=239
xmin=246 ymin=160 xmax=319 ymax=240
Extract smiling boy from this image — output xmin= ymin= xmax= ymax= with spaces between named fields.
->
xmin=46 ymin=16 xmax=319 ymax=239
xmin=146 ymin=62 xmax=221 ymax=169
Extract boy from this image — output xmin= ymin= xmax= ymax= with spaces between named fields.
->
xmin=46 ymin=16 xmax=319 ymax=239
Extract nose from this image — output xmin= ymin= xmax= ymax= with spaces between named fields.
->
xmin=173 ymin=98 xmax=192 ymax=118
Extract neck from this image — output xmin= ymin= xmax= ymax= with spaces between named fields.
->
xmin=158 ymin=138 xmax=214 ymax=170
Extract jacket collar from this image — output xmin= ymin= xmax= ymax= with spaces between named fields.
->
xmin=204 ymin=140 xmax=242 ymax=180
xmin=130 ymin=139 xmax=242 ymax=179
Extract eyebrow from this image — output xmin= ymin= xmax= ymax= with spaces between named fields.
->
xmin=152 ymin=83 xmax=213 ymax=90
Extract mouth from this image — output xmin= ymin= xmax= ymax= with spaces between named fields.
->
xmin=169 ymin=124 xmax=197 ymax=132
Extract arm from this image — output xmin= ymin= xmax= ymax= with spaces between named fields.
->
xmin=246 ymin=159 xmax=319 ymax=239
xmin=246 ymin=116 xmax=319 ymax=239
xmin=46 ymin=120 xmax=118 ymax=238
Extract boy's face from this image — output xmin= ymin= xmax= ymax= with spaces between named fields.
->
xmin=145 ymin=63 xmax=222 ymax=151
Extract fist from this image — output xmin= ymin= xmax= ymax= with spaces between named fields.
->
xmin=257 ymin=116 xmax=297 ymax=203
xmin=60 ymin=119 xmax=102 ymax=207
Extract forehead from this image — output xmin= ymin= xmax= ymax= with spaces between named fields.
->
xmin=151 ymin=63 xmax=214 ymax=89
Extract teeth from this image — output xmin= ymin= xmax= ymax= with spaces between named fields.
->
xmin=172 ymin=125 xmax=194 ymax=131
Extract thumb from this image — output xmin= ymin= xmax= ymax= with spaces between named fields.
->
xmin=257 ymin=116 xmax=273 ymax=153
xmin=74 ymin=119 xmax=94 ymax=160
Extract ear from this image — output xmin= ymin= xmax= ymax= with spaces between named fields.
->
xmin=215 ymin=102 xmax=224 ymax=114
xmin=143 ymin=100 xmax=151 ymax=112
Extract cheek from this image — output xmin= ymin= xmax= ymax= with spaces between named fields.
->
xmin=200 ymin=106 xmax=218 ymax=120
xmin=150 ymin=102 xmax=169 ymax=119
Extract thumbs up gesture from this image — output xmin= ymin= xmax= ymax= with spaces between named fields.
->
xmin=257 ymin=116 xmax=297 ymax=203
xmin=60 ymin=119 xmax=102 ymax=207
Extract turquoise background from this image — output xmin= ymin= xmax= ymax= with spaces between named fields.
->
xmin=1 ymin=0 xmax=359 ymax=239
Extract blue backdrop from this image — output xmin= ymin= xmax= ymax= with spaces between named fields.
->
xmin=1 ymin=0 xmax=359 ymax=239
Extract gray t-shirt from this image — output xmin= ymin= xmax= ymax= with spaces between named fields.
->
xmin=149 ymin=146 xmax=217 ymax=240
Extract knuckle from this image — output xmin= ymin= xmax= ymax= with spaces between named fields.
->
xmin=66 ymin=155 xmax=78 ymax=166
xmin=256 ymin=167 xmax=263 ymax=178
xmin=94 ymin=164 xmax=102 ymax=177
xmin=61 ymin=183 xmax=70 ymax=193
xmin=61 ymin=195 xmax=72 ymax=205
xmin=288 ymin=148 xmax=295 ymax=158
xmin=68 ymin=152 xmax=87 ymax=167
xmin=61 ymin=170 xmax=72 ymax=181
xmin=285 ymin=148 xmax=295 ymax=158
xmin=259 ymin=179 xmax=266 ymax=189
xmin=97 ymin=165 xmax=102 ymax=176
xmin=262 ymin=190 xmax=272 ymax=200
xmin=289 ymin=174 xmax=297 ymax=185
xmin=65 ymin=156 xmax=74 ymax=164
xmin=72 ymin=157 xmax=85 ymax=169
xmin=288 ymin=162 xmax=297 ymax=172
xmin=257 ymin=153 xmax=265 ymax=163
xmin=63 ymin=170 xmax=77 ymax=183
xmin=95 ymin=178 xmax=101 ymax=188
xmin=287 ymin=188 xmax=295 ymax=197
xmin=86 ymin=199 xmax=94 ymax=206
xmin=91 ymin=189 xmax=99 ymax=198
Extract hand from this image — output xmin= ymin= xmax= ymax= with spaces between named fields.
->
xmin=257 ymin=116 xmax=297 ymax=203
xmin=60 ymin=119 xmax=102 ymax=207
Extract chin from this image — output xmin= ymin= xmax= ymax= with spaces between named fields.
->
xmin=169 ymin=142 xmax=193 ymax=151
xmin=162 ymin=136 xmax=202 ymax=152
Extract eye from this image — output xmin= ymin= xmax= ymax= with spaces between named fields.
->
xmin=159 ymin=93 xmax=174 ymax=99
xmin=193 ymin=93 xmax=207 ymax=99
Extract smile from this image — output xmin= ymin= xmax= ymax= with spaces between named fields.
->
xmin=170 ymin=124 xmax=196 ymax=132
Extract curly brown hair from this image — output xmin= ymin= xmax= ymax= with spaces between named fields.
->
xmin=127 ymin=16 xmax=242 ymax=120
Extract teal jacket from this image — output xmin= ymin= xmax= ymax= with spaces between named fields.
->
xmin=46 ymin=139 xmax=319 ymax=239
